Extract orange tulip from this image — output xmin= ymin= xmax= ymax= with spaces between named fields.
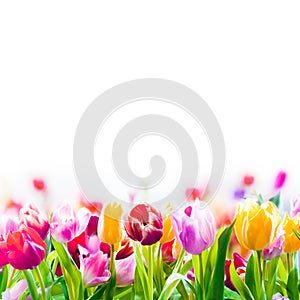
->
xmin=160 ymin=215 xmax=175 ymax=244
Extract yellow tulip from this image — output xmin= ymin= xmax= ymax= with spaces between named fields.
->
xmin=98 ymin=202 xmax=123 ymax=245
xmin=234 ymin=199 xmax=280 ymax=250
xmin=283 ymin=213 xmax=300 ymax=253
xmin=160 ymin=214 xmax=175 ymax=244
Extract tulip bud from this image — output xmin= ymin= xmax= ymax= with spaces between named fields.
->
xmin=234 ymin=199 xmax=280 ymax=250
xmin=124 ymin=203 xmax=163 ymax=246
xmin=98 ymin=202 xmax=123 ymax=245
xmin=282 ymin=213 xmax=300 ymax=253
xmin=19 ymin=203 xmax=49 ymax=240
xmin=171 ymin=200 xmax=216 ymax=255
xmin=159 ymin=215 xmax=175 ymax=244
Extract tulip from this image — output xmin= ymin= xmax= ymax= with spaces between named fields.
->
xmin=79 ymin=246 xmax=110 ymax=287
xmin=282 ymin=213 xmax=300 ymax=253
xmin=50 ymin=203 xmax=91 ymax=243
xmin=290 ymin=196 xmax=300 ymax=218
xmin=171 ymin=200 xmax=216 ymax=255
xmin=19 ymin=203 xmax=49 ymax=240
xmin=0 ymin=225 xmax=46 ymax=270
xmin=262 ymin=225 xmax=284 ymax=260
xmin=32 ymin=178 xmax=46 ymax=192
xmin=2 ymin=279 xmax=28 ymax=300
xmin=274 ymin=171 xmax=286 ymax=190
xmin=116 ymin=237 xmax=134 ymax=260
xmin=98 ymin=202 xmax=123 ymax=245
xmin=159 ymin=215 xmax=175 ymax=244
xmin=272 ymin=293 xmax=289 ymax=300
xmin=225 ymin=253 xmax=247 ymax=291
xmin=234 ymin=199 xmax=280 ymax=250
xmin=124 ymin=203 xmax=163 ymax=246
xmin=115 ymin=254 xmax=136 ymax=286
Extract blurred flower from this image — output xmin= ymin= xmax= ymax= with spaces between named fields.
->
xmin=124 ymin=203 xmax=163 ymax=246
xmin=78 ymin=196 xmax=102 ymax=215
xmin=185 ymin=188 xmax=203 ymax=201
xmin=234 ymin=199 xmax=280 ymax=250
xmin=98 ymin=202 xmax=123 ymax=245
xmin=1 ymin=279 xmax=28 ymax=300
xmin=79 ymin=246 xmax=110 ymax=287
xmin=274 ymin=171 xmax=287 ymax=190
xmin=0 ymin=225 xmax=46 ymax=270
xmin=171 ymin=200 xmax=216 ymax=255
xmin=50 ymin=203 xmax=91 ymax=243
xmin=160 ymin=215 xmax=175 ymax=244
xmin=116 ymin=253 xmax=135 ymax=286
xmin=0 ymin=216 xmax=18 ymax=238
xmin=4 ymin=199 xmax=22 ymax=217
xmin=233 ymin=189 xmax=245 ymax=200
xmin=262 ymin=225 xmax=284 ymax=260
xmin=19 ymin=203 xmax=49 ymax=240
xmin=32 ymin=178 xmax=46 ymax=192
xmin=225 ymin=252 xmax=247 ymax=291
xmin=290 ymin=196 xmax=300 ymax=218
xmin=243 ymin=175 xmax=254 ymax=186
xmin=272 ymin=293 xmax=289 ymax=300
xmin=282 ymin=213 xmax=300 ymax=253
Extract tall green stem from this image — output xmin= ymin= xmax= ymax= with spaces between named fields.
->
xmin=255 ymin=250 xmax=264 ymax=300
xmin=287 ymin=253 xmax=292 ymax=274
xmin=35 ymin=266 xmax=46 ymax=300
xmin=199 ymin=252 xmax=204 ymax=299
xmin=148 ymin=245 xmax=154 ymax=300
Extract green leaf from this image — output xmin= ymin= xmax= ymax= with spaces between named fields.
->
xmin=158 ymin=273 xmax=187 ymax=300
xmin=207 ymin=221 xmax=235 ymax=300
xmin=287 ymin=268 xmax=299 ymax=300
xmin=229 ymin=263 xmax=255 ymax=300
xmin=245 ymin=254 xmax=256 ymax=298
xmin=87 ymin=284 xmax=108 ymax=300
xmin=51 ymin=238 xmax=83 ymax=300
xmin=269 ymin=193 xmax=280 ymax=208
xmin=293 ymin=229 xmax=300 ymax=241
xmin=0 ymin=265 xmax=8 ymax=294
xmin=224 ymin=286 xmax=242 ymax=300
xmin=23 ymin=269 xmax=39 ymax=300
xmin=266 ymin=257 xmax=279 ymax=300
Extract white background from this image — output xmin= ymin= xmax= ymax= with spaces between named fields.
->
xmin=0 ymin=1 xmax=300 ymax=207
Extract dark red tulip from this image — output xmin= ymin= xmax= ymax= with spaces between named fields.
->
xmin=124 ymin=204 xmax=163 ymax=246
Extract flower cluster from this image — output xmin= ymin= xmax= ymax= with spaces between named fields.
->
xmin=0 ymin=175 xmax=300 ymax=299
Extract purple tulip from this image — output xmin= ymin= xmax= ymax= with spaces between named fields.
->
xmin=78 ymin=246 xmax=111 ymax=287
xmin=272 ymin=293 xmax=289 ymax=300
xmin=171 ymin=200 xmax=216 ymax=255
xmin=50 ymin=203 xmax=91 ymax=243
xmin=262 ymin=225 xmax=284 ymax=260
xmin=116 ymin=254 xmax=136 ymax=286
xmin=0 ymin=216 xmax=18 ymax=238
xmin=290 ymin=196 xmax=300 ymax=217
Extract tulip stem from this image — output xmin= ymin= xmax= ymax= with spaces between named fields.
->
xmin=255 ymin=250 xmax=263 ymax=300
xmin=35 ymin=266 xmax=46 ymax=300
xmin=7 ymin=267 xmax=17 ymax=288
xmin=199 ymin=252 xmax=204 ymax=299
xmin=287 ymin=253 xmax=292 ymax=274
xmin=148 ymin=245 xmax=154 ymax=300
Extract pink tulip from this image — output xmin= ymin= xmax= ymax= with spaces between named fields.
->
xmin=171 ymin=200 xmax=216 ymax=255
xmin=2 ymin=279 xmax=28 ymax=300
xmin=262 ymin=225 xmax=284 ymax=260
xmin=78 ymin=246 xmax=110 ymax=287
xmin=19 ymin=203 xmax=49 ymax=240
xmin=116 ymin=254 xmax=136 ymax=286
xmin=272 ymin=293 xmax=289 ymax=300
xmin=290 ymin=196 xmax=300 ymax=217
xmin=50 ymin=203 xmax=91 ymax=243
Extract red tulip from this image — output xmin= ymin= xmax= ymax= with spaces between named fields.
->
xmin=124 ymin=204 xmax=163 ymax=246
xmin=0 ymin=225 xmax=46 ymax=270
xmin=32 ymin=178 xmax=46 ymax=192
xmin=19 ymin=203 xmax=49 ymax=240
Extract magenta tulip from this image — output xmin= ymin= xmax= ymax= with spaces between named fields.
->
xmin=171 ymin=200 xmax=216 ymax=255
xmin=290 ymin=196 xmax=300 ymax=217
xmin=124 ymin=204 xmax=163 ymax=246
xmin=78 ymin=246 xmax=110 ymax=287
xmin=116 ymin=254 xmax=136 ymax=286
xmin=50 ymin=203 xmax=91 ymax=243
xmin=19 ymin=203 xmax=49 ymax=240
xmin=2 ymin=279 xmax=28 ymax=300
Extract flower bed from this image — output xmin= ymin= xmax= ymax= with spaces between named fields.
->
xmin=0 ymin=179 xmax=299 ymax=299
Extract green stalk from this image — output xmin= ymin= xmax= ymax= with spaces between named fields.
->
xmin=34 ymin=266 xmax=46 ymax=300
xmin=199 ymin=252 xmax=204 ymax=299
xmin=255 ymin=250 xmax=264 ymax=300
xmin=287 ymin=253 xmax=292 ymax=274
xmin=7 ymin=267 xmax=17 ymax=288
xmin=148 ymin=245 xmax=154 ymax=300
xmin=23 ymin=269 xmax=39 ymax=300
xmin=104 ymin=244 xmax=116 ymax=300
